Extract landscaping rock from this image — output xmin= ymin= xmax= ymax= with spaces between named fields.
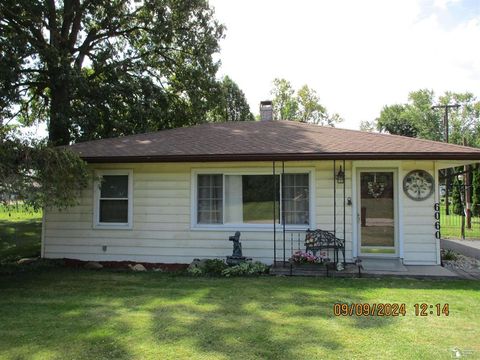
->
xmin=84 ymin=261 xmax=103 ymax=270
xmin=188 ymin=258 xmax=209 ymax=270
xmin=129 ymin=264 xmax=147 ymax=272
xmin=17 ymin=257 xmax=38 ymax=265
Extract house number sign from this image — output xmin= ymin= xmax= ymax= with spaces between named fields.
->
xmin=434 ymin=202 xmax=441 ymax=240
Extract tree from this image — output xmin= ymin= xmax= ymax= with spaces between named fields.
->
xmin=451 ymin=177 xmax=464 ymax=216
xmin=0 ymin=128 xmax=89 ymax=210
xmin=472 ymin=166 xmax=480 ymax=217
xmin=271 ymin=79 xmax=342 ymax=125
xmin=407 ymin=89 xmax=444 ymax=141
xmin=374 ymin=89 xmax=480 ymax=145
xmin=208 ymin=76 xmax=254 ymax=122
xmin=297 ymin=85 xmax=336 ymax=126
xmin=271 ymin=78 xmax=298 ymax=120
xmin=438 ymin=92 xmax=480 ymax=147
xmin=376 ymin=104 xmax=418 ymax=137
xmin=359 ymin=120 xmax=376 ymax=132
xmin=0 ymin=0 xmax=225 ymax=145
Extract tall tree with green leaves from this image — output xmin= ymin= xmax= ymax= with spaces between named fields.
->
xmin=271 ymin=79 xmax=342 ymax=125
xmin=271 ymin=78 xmax=298 ymax=120
xmin=376 ymin=104 xmax=418 ymax=137
xmin=374 ymin=89 xmax=480 ymax=145
xmin=296 ymin=85 xmax=337 ymax=126
xmin=0 ymin=0 xmax=225 ymax=145
xmin=472 ymin=167 xmax=480 ymax=217
xmin=208 ymin=76 xmax=254 ymax=122
xmin=452 ymin=177 xmax=464 ymax=216
xmin=0 ymin=127 xmax=89 ymax=210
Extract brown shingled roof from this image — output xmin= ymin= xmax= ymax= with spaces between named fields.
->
xmin=69 ymin=120 xmax=480 ymax=163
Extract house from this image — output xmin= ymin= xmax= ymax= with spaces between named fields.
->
xmin=41 ymin=113 xmax=480 ymax=267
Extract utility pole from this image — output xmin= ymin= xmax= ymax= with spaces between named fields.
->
xmin=431 ymin=104 xmax=460 ymax=215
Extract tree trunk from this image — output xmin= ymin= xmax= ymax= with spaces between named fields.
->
xmin=48 ymin=67 xmax=71 ymax=146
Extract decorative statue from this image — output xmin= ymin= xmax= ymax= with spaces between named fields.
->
xmin=229 ymin=231 xmax=242 ymax=257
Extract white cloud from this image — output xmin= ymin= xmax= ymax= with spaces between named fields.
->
xmin=210 ymin=0 xmax=480 ymax=129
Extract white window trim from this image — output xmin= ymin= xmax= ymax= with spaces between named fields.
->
xmin=93 ymin=169 xmax=133 ymax=230
xmin=191 ymin=167 xmax=316 ymax=231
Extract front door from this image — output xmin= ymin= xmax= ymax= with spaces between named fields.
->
xmin=358 ymin=171 xmax=397 ymax=256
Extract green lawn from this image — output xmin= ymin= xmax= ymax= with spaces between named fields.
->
xmin=0 ymin=269 xmax=479 ymax=360
xmin=0 ymin=205 xmax=42 ymax=263
xmin=439 ymin=205 xmax=480 ymax=240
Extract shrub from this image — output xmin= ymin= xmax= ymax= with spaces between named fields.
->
xmin=472 ymin=167 xmax=480 ymax=217
xmin=441 ymin=249 xmax=458 ymax=261
xmin=186 ymin=259 xmax=228 ymax=277
xmin=186 ymin=266 xmax=203 ymax=276
xmin=203 ymin=259 xmax=228 ymax=275
xmin=221 ymin=261 xmax=269 ymax=277
xmin=452 ymin=177 xmax=464 ymax=216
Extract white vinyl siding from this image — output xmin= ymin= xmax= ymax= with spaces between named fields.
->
xmin=401 ymin=161 xmax=438 ymax=265
xmin=42 ymin=160 xmax=438 ymax=265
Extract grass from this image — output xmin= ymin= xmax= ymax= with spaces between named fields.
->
xmin=243 ymin=201 xmax=278 ymax=223
xmin=0 ymin=269 xmax=479 ymax=360
xmin=0 ymin=205 xmax=42 ymax=263
xmin=439 ymin=205 xmax=480 ymax=240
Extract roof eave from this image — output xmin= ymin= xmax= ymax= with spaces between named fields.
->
xmin=79 ymin=152 xmax=480 ymax=163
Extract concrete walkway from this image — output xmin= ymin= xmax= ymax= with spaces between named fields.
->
xmin=271 ymin=262 xmax=459 ymax=279
xmin=361 ymin=265 xmax=458 ymax=279
xmin=441 ymin=239 xmax=480 ymax=260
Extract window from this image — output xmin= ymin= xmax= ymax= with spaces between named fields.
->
xmin=282 ymin=173 xmax=309 ymax=225
xmin=94 ymin=170 xmax=133 ymax=228
xmin=195 ymin=172 xmax=311 ymax=227
xmin=197 ymin=174 xmax=223 ymax=224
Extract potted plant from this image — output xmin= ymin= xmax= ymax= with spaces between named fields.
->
xmin=289 ymin=251 xmax=323 ymax=270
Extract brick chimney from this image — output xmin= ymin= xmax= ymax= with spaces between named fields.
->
xmin=260 ymin=100 xmax=273 ymax=121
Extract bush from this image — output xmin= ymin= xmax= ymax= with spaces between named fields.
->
xmin=186 ymin=258 xmax=228 ymax=276
xmin=452 ymin=177 xmax=464 ymax=216
xmin=203 ymin=259 xmax=228 ymax=275
xmin=186 ymin=266 xmax=203 ymax=277
xmin=441 ymin=249 xmax=458 ymax=261
xmin=472 ymin=167 xmax=480 ymax=217
xmin=221 ymin=261 xmax=269 ymax=277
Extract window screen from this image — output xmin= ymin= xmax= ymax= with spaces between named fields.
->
xmin=99 ymin=175 xmax=129 ymax=223
xmin=197 ymin=174 xmax=223 ymax=224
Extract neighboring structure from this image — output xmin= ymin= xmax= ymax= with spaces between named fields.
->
xmin=42 ymin=120 xmax=480 ymax=266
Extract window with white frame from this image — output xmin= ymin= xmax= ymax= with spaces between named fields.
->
xmin=197 ymin=174 xmax=223 ymax=224
xmin=94 ymin=170 xmax=133 ymax=228
xmin=195 ymin=172 xmax=310 ymax=226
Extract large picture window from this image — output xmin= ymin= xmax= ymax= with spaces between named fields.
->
xmin=94 ymin=170 xmax=133 ymax=228
xmin=195 ymin=172 xmax=311 ymax=227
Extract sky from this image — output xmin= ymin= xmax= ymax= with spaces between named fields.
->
xmin=209 ymin=0 xmax=480 ymax=129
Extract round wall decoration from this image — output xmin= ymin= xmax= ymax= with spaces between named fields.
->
xmin=403 ymin=170 xmax=434 ymax=201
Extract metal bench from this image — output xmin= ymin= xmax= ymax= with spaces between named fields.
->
xmin=304 ymin=229 xmax=346 ymax=265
